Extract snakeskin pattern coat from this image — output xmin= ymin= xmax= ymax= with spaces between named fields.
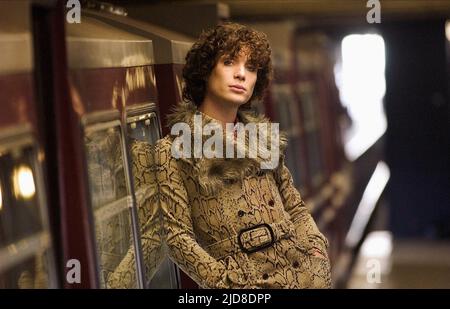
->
xmin=156 ymin=102 xmax=331 ymax=288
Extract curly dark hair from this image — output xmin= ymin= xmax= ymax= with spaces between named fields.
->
xmin=182 ymin=22 xmax=273 ymax=108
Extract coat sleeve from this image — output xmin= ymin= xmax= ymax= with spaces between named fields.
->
xmin=273 ymin=156 xmax=329 ymax=257
xmin=157 ymin=146 xmax=248 ymax=289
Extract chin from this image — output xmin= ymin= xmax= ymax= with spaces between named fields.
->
xmin=222 ymin=94 xmax=251 ymax=108
xmin=232 ymin=97 xmax=251 ymax=106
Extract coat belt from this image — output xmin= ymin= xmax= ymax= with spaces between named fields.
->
xmin=204 ymin=220 xmax=295 ymax=260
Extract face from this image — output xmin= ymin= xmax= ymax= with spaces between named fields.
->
xmin=204 ymin=51 xmax=257 ymax=108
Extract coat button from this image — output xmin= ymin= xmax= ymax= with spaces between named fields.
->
xmin=293 ymin=261 xmax=299 ymax=268
xmin=268 ymin=200 xmax=274 ymax=206
xmin=262 ymin=273 xmax=269 ymax=280
xmin=238 ymin=210 xmax=245 ymax=217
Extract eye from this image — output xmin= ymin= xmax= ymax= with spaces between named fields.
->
xmin=246 ymin=64 xmax=257 ymax=72
xmin=223 ymin=59 xmax=233 ymax=66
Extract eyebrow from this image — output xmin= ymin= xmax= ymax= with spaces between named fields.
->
xmin=220 ymin=53 xmax=253 ymax=62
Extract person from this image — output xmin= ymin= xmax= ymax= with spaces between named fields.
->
xmin=154 ymin=22 xmax=331 ymax=288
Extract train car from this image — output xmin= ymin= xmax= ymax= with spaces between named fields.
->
xmin=65 ymin=13 xmax=180 ymax=288
xmin=80 ymin=8 xmax=194 ymax=134
xmin=0 ymin=0 xmax=184 ymax=289
xmin=76 ymin=8 xmax=197 ymax=287
xmin=0 ymin=1 xmax=58 ymax=288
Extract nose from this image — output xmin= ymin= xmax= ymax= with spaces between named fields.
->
xmin=234 ymin=64 xmax=246 ymax=81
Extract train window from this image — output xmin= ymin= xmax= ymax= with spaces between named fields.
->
xmin=0 ymin=127 xmax=56 ymax=288
xmin=126 ymin=104 xmax=179 ymax=288
xmin=127 ymin=112 xmax=159 ymax=144
xmin=83 ymin=114 xmax=140 ymax=288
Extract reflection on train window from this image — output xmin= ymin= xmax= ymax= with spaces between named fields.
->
xmin=146 ymin=258 xmax=179 ymax=289
xmin=12 ymin=165 xmax=36 ymax=200
xmin=127 ymin=112 xmax=159 ymax=144
xmin=126 ymin=109 xmax=179 ymax=288
xmin=0 ymin=149 xmax=42 ymax=247
xmin=1 ymin=246 xmax=51 ymax=288
xmin=84 ymin=123 xmax=138 ymax=288
xmin=0 ymin=142 xmax=52 ymax=288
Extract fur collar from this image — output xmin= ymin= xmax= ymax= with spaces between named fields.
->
xmin=165 ymin=101 xmax=287 ymax=193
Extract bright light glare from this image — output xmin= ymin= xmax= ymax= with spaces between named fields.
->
xmin=336 ymin=34 xmax=387 ymax=160
xmin=446 ymin=21 xmax=450 ymax=41
xmin=360 ymin=231 xmax=393 ymax=258
xmin=12 ymin=165 xmax=36 ymax=200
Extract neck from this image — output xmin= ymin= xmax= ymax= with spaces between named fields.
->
xmin=198 ymin=99 xmax=238 ymax=128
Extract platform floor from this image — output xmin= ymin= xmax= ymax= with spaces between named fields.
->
xmin=347 ymin=231 xmax=450 ymax=288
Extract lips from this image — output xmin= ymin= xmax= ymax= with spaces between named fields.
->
xmin=229 ymin=85 xmax=246 ymax=92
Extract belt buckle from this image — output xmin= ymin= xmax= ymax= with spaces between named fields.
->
xmin=238 ymin=223 xmax=275 ymax=254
